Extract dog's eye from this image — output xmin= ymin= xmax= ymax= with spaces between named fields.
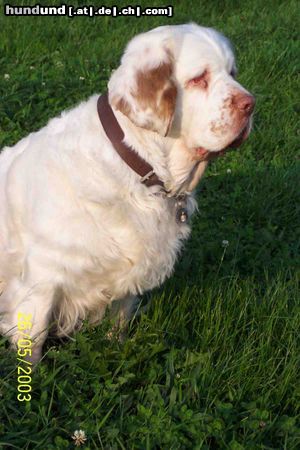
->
xmin=188 ymin=70 xmax=209 ymax=89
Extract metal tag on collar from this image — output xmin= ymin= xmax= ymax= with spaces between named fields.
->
xmin=175 ymin=194 xmax=189 ymax=224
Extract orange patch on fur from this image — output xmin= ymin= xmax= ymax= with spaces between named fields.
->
xmin=112 ymin=60 xmax=177 ymax=134
xmin=114 ymin=97 xmax=131 ymax=117
xmin=135 ymin=62 xmax=177 ymax=130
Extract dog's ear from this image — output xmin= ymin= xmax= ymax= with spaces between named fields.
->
xmin=108 ymin=36 xmax=177 ymax=136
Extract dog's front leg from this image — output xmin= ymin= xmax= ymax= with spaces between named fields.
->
xmin=0 ymin=276 xmax=55 ymax=364
xmin=107 ymin=295 xmax=150 ymax=340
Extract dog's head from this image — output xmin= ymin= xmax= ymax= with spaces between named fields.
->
xmin=108 ymin=23 xmax=255 ymax=157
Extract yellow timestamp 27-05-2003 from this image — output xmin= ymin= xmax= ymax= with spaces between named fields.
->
xmin=16 ymin=312 xmax=33 ymax=402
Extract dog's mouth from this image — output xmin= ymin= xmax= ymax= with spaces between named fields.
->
xmin=194 ymin=122 xmax=251 ymax=161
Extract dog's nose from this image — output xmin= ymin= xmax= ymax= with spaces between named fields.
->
xmin=234 ymin=93 xmax=256 ymax=114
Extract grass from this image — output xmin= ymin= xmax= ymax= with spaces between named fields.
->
xmin=0 ymin=0 xmax=299 ymax=448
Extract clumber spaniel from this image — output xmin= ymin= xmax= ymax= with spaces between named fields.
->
xmin=0 ymin=23 xmax=255 ymax=362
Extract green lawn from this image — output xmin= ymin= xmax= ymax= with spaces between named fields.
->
xmin=0 ymin=0 xmax=299 ymax=448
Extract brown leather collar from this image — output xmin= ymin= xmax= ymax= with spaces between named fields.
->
xmin=97 ymin=93 xmax=165 ymax=189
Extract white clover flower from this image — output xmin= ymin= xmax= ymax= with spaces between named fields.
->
xmin=42 ymin=82 xmax=46 ymax=86
xmin=4 ymin=74 xmax=10 ymax=80
xmin=79 ymin=76 xmax=85 ymax=80
xmin=30 ymin=66 xmax=34 ymax=70
xmin=56 ymin=61 xmax=63 ymax=67
xmin=227 ymin=168 xmax=232 ymax=174
xmin=222 ymin=239 xmax=229 ymax=247
xmin=72 ymin=429 xmax=87 ymax=446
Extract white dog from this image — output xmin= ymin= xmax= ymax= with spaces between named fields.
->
xmin=0 ymin=23 xmax=255 ymax=361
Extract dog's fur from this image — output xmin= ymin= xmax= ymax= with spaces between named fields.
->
xmin=0 ymin=23 xmax=254 ymax=361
